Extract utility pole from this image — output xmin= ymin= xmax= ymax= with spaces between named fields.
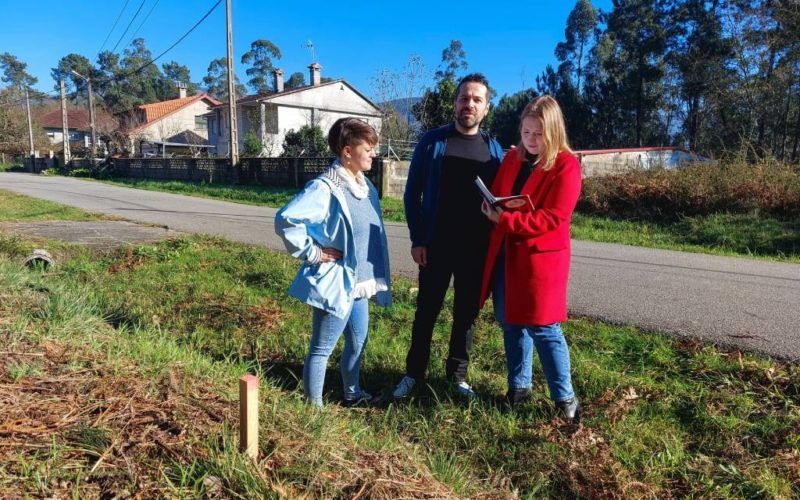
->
xmin=225 ymin=0 xmax=239 ymax=166
xmin=24 ymin=88 xmax=34 ymax=156
xmin=60 ymin=79 xmax=71 ymax=163
xmin=87 ymin=78 xmax=97 ymax=158
xmin=70 ymin=70 xmax=97 ymax=158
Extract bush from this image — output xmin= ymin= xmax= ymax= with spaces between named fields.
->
xmin=242 ymin=132 xmax=263 ymax=157
xmin=68 ymin=168 xmax=93 ymax=178
xmin=279 ymin=125 xmax=329 ymax=157
xmin=578 ymin=160 xmax=800 ymax=220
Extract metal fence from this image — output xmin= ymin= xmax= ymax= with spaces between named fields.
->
xmin=380 ymin=139 xmax=417 ymax=161
xmin=110 ymin=156 xmax=384 ymax=196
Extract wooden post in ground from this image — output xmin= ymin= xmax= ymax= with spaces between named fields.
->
xmin=239 ymin=374 xmax=259 ymax=460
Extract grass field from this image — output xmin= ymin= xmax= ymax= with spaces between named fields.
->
xmin=99 ymin=178 xmax=800 ymax=262
xmin=1 ymin=191 xmax=797 ymax=498
xmin=0 ymin=189 xmax=101 ymax=222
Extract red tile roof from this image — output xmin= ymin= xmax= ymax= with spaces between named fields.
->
xmin=136 ymin=93 xmax=221 ymax=124
xmin=37 ymin=107 xmax=116 ymax=131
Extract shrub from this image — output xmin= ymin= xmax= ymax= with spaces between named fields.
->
xmin=68 ymin=168 xmax=93 ymax=178
xmin=242 ymin=132 xmax=263 ymax=157
xmin=578 ymin=159 xmax=800 ymax=220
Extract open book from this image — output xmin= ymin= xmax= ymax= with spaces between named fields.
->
xmin=474 ymin=176 xmax=534 ymax=212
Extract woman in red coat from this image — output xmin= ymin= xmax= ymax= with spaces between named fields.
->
xmin=480 ymin=96 xmax=582 ymax=423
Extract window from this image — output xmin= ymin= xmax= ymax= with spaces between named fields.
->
xmin=195 ymin=116 xmax=207 ymax=131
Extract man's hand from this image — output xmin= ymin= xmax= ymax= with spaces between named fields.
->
xmin=319 ymin=247 xmax=343 ymax=263
xmin=481 ymin=200 xmax=503 ymax=223
xmin=410 ymin=246 xmax=427 ymax=267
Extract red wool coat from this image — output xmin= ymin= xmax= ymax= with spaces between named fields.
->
xmin=479 ymin=150 xmax=582 ymax=325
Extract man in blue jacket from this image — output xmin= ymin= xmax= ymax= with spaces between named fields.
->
xmin=394 ymin=73 xmax=504 ymax=398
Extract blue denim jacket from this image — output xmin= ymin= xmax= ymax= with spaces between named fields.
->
xmin=275 ymin=167 xmax=392 ymax=318
xmin=404 ymin=124 xmax=504 ymax=247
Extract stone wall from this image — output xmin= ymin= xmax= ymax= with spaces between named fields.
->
xmin=380 ymin=159 xmax=410 ymax=199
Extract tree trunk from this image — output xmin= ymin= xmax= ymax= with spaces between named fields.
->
xmin=779 ymin=73 xmax=794 ymax=161
xmin=577 ymin=41 xmax=584 ymax=95
xmin=791 ymin=97 xmax=800 ymax=163
xmin=636 ymin=63 xmax=644 ymax=147
xmin=756 ymin=47 xmax=778 ymax=154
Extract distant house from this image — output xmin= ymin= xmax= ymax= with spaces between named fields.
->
xmin=120 ymin=85 xmax=221 ymax=156
xmin=207 ymin=64 xmax=383 ymax=156
xmin=575 ymin=147 xmax=708 ymax=177
xmin=37 ymin=106 xmax=116 ymax=153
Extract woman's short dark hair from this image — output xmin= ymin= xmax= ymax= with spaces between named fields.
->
xmin=327 ymin=117 xmax=379 ymax=155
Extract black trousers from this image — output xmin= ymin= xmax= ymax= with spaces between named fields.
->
xmin=405 ymin=239 xmax=487 ymax=382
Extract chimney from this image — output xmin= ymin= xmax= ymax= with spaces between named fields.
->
xmin=176 ymin=81 xmax=187 ymax=99
xmin=273 ymin=68 xmax=284 ymax=93
xmin=309 ymin=62 xmax=322 ymax=86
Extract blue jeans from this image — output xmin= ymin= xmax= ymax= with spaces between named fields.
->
xmin=304 ymin=298 xmax=369 ymax=406
xmin=492 ymin=258 xmax=575 ymax=402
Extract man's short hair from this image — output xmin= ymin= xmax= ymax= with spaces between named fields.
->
xmin=327 ymin=117 xmax=378 ymax=155
xmin=455 ymin=73 xmax=491 ymax=99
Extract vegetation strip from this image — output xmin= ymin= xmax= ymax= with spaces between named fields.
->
xmin=0 ymin=189 xmax=101 ymax=222
xmin=0 ymin=224 xmax=797 ymax=497
xmin=96 ymin=170 xmax=800 ymax=262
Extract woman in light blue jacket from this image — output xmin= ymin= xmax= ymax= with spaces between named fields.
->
xmin=275 ymin=118 xmax=392 ymax=406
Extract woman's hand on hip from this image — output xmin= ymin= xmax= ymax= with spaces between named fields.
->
xmin=319 ymin=247 xmax=343 ymax=262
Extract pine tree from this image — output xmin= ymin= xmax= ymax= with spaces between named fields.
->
xmin=50 ymin=53 xmax=95 ymax=101
xmin=488 ymin=88 xmax=538 ymax=149
xmin=586 ymin=0 xmax=670 ymax=147
xmin=0 ymin=52 xmax=38 ymax=90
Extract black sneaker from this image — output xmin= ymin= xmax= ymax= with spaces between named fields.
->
xmin=555 ymin=397 xmax=582 ymax=424
xmin=342 ymin=390 xmax=377 ymax=407
xmin=505 ymin=387 xmax=532 ymax=405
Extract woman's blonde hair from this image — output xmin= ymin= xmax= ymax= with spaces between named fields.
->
xmin=517 ymin=95 xmax=572 ymax=171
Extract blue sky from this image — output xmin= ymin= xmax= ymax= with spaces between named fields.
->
xmin=1 ymin=0 xmax=612 ymax=101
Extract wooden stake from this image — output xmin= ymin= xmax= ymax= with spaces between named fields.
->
xmin=239 ymin=374 xmax=259 ymax=460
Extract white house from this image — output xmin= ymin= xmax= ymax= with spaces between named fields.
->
xmin=207 ymin=64 xmax=383 ymax=156
xmin=575 ymin=147 xmax=709 ymax=177
xmin=121 ymin=86 xmax=221 ymax=155
xmin=37 ymin=106 xmax=116 ymax=153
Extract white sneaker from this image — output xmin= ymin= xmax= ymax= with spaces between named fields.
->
xmin=392 ymin=375 xmax=416 ymax=398
xmin=454 ymin=381 xmax=476 ymax=398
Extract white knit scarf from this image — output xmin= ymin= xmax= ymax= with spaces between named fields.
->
xmin=325 ymin=163 xmax=369 ymax=199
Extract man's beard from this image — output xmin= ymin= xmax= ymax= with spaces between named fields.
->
xmin=456 ymin=112 xmax=481 ymax=130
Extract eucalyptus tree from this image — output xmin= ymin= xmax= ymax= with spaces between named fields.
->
xmin=241 ymin=39 xmax=282 ymax=93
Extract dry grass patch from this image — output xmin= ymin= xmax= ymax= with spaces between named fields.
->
xmin=0 ymin=333 xmax=235 ymax=498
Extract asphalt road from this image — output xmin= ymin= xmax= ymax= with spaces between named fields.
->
xmin=2 ymin=172 xmax=799 ymax=361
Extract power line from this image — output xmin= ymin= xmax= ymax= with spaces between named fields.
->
xmin=126 ymin=0 xmax=161 ymax=48
xmin=105 ymin=0 xmax=222 ymax=88
xmin=1 ymin=0 xmax=222 ymax=109
xmin=98 ymin=0 xmax=132 ymax=54
xmin=110 ymin=0 xmax=147 ymax=54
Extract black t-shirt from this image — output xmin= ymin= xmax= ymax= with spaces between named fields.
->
xmin=434 ymin=129 xmax=496 ymax=246
xmin=512 ymin=153 xmax=538 ymax=196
